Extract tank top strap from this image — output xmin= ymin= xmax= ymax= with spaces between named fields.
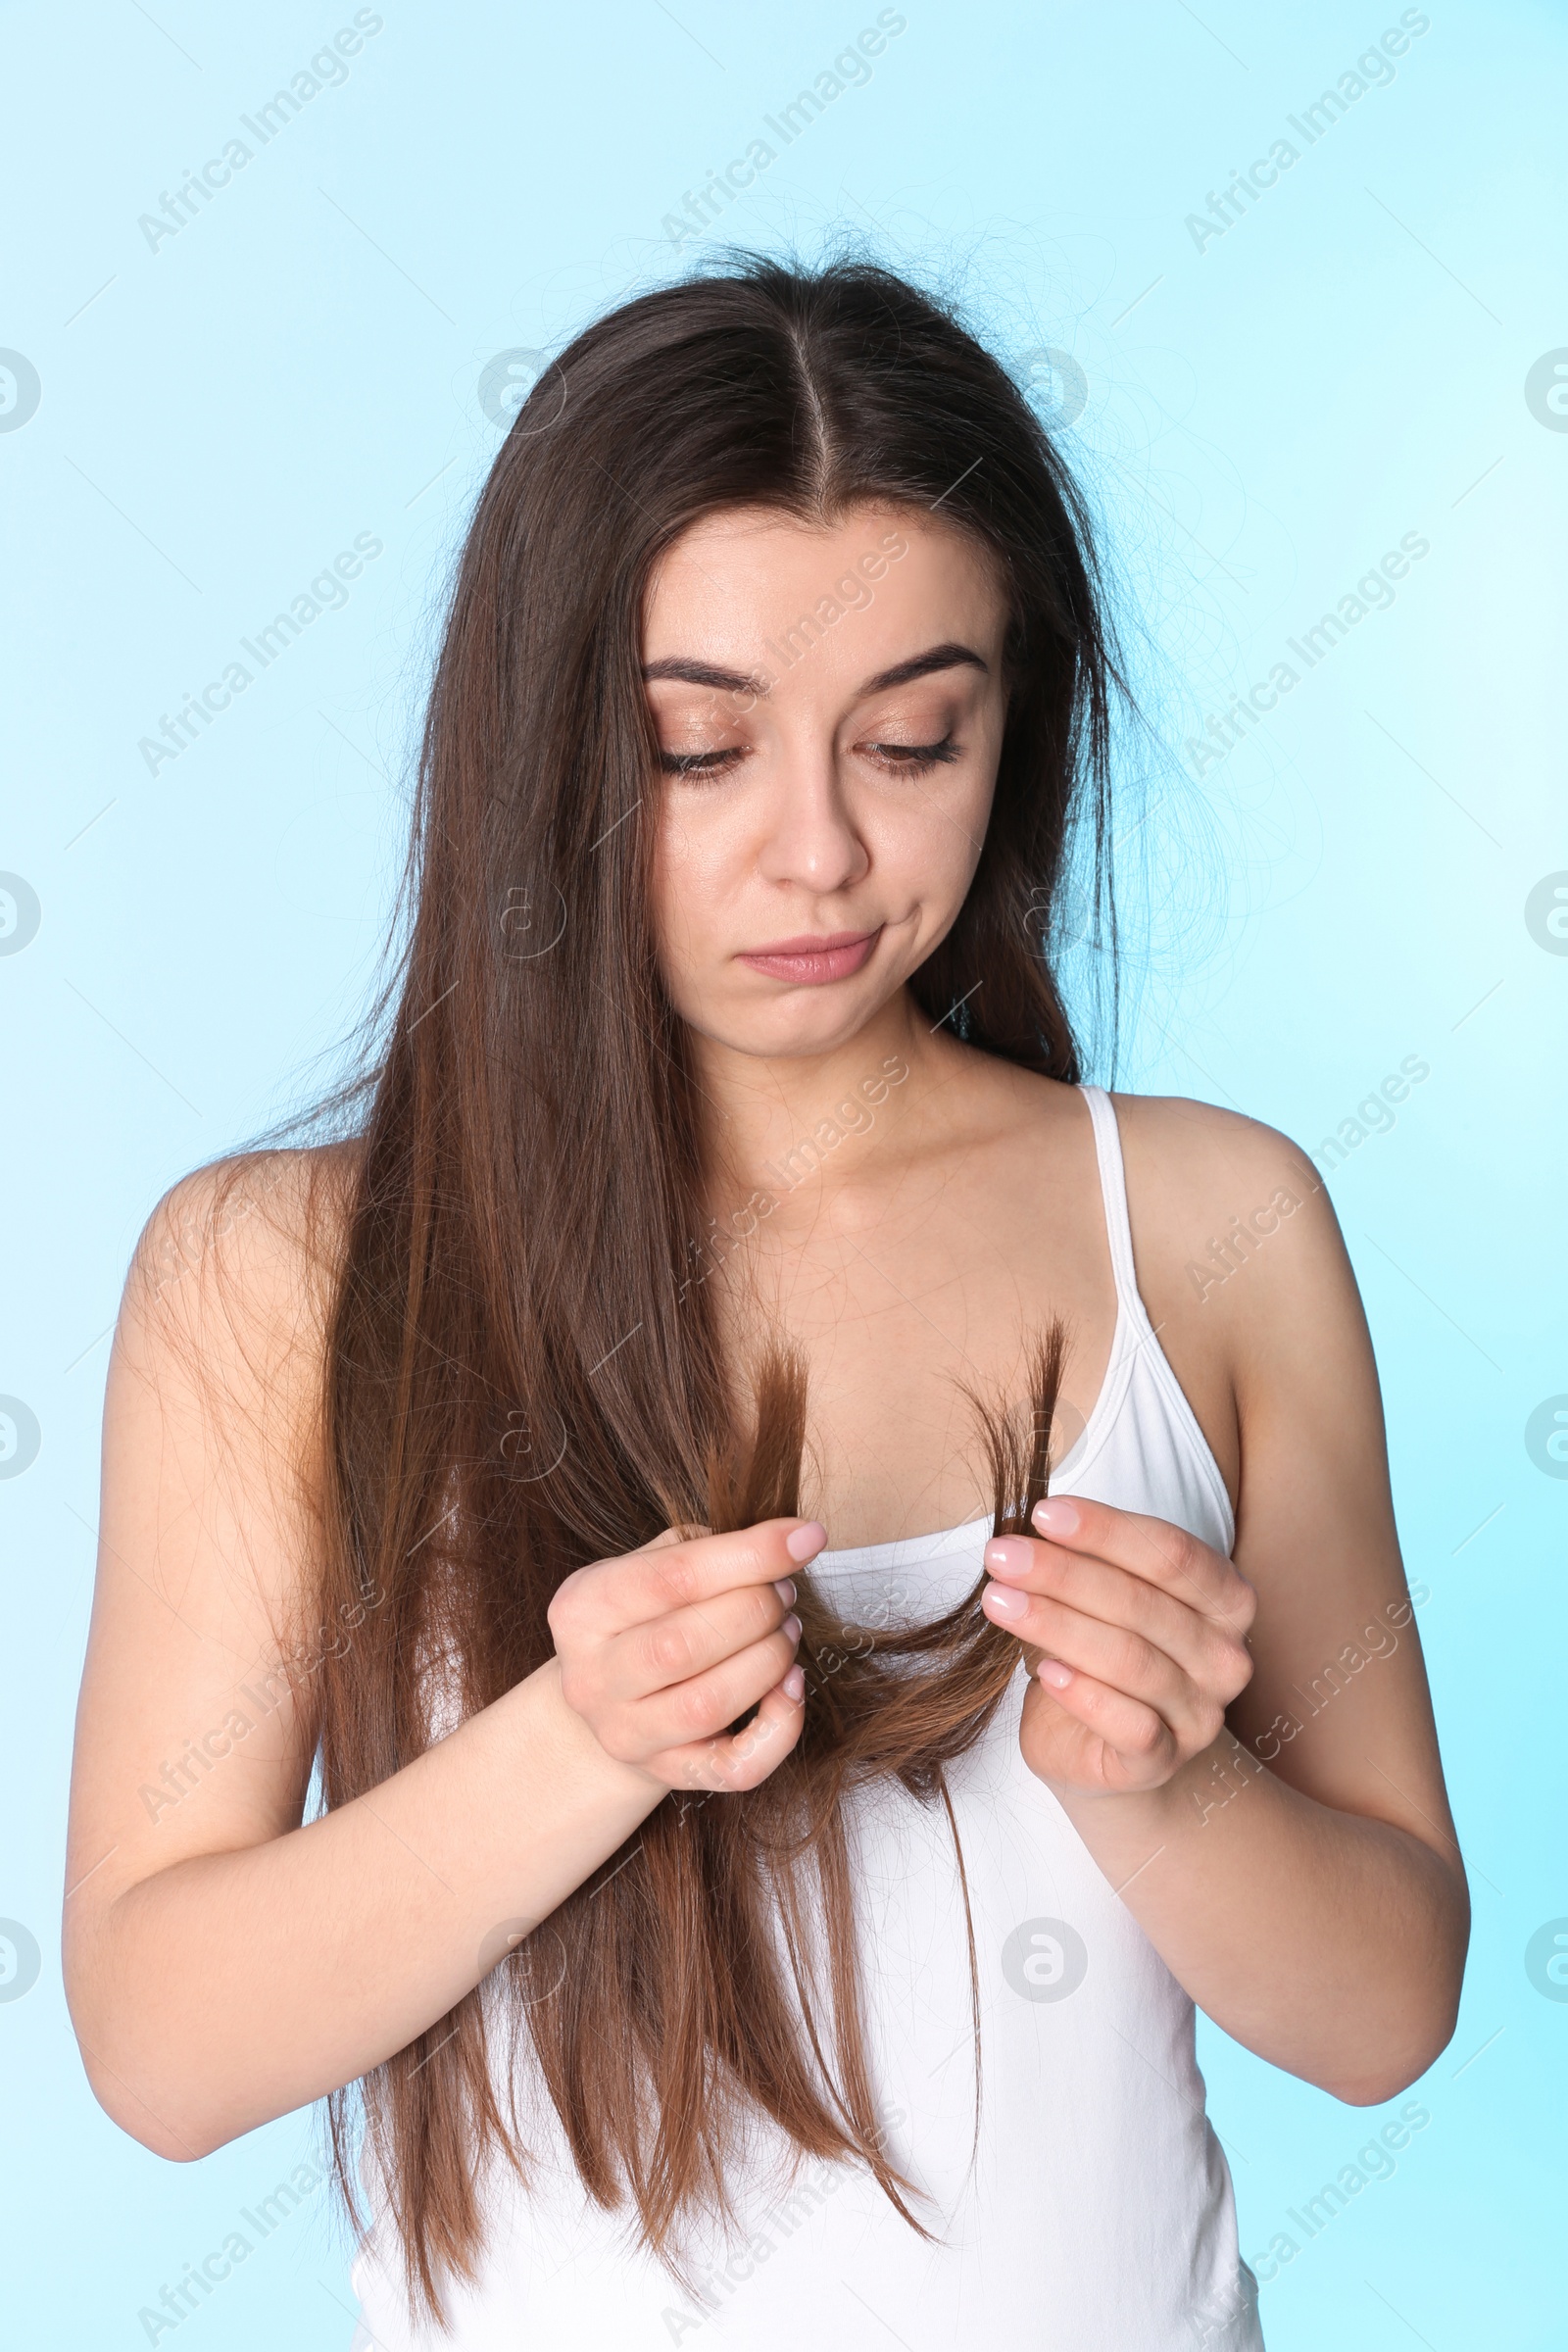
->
xmin=1077 ymin=1084 xmax=1152 ymax=1335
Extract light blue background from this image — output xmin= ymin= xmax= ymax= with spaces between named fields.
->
xmin=3 ymin=2 xmax=1565 ymax=2344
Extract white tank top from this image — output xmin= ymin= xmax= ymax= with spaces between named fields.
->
xmin=348 ymin=1086 xmax=1264 ymax=2351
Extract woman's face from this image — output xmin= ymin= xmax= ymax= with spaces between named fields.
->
xmin=643 ymin=503 xmax=1011 ymax=1060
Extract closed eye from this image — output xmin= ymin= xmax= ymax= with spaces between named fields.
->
xmin=862 ymin=734 xmax=961 ymax=774
xmin=659 ymin=735 xmax=961 ymax=778
xmin=659 ymin=746 xmax=748 ymax=776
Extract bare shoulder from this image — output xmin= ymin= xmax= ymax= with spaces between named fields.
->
xmin=116 ymin=1139 xmax=364 ymax=1443
xmin=1111 ymin=1088 xmax=1314 ymax=1197
xmin=92 ymin=1138 xmax=366 ymax=1708
xmin=1108 ymin=1092 xmax=1373 ymax=1494
xmin=1110 ymin=1090 xmax=1344 ymax=1276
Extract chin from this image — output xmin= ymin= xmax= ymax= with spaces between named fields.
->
xmin=700 ymin=998 xmax=878 ymax=1060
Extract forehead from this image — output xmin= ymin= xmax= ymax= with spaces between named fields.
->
xmin=641 ymin=503 xmax=1008 ymax=661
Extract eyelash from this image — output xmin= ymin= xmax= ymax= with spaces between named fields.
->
xmin=658 ymin=734 xmax=961 ymax=779
xmin=659 ymin=749 xmax=743 ymax=776
xmin=869 ymin=734 xmax=960 ymax=776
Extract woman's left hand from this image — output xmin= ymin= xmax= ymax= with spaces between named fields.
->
xmin=980 ymin=1494 xmax=1257 ymax=1800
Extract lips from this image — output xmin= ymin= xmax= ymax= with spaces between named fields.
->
xmin=736 ymin=927 xmax=883 ymax=985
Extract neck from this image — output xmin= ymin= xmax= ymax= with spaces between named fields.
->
xmin=686 ymin=987 xmax=963 ymax=1222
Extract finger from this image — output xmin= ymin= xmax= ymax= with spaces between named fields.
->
xmin=983 ymin=1535 xmax=1252 ymax=1699
xmin=984 ymin=1584 xmax=1215 ymax=1743
xmin=554 ymin=1518 xmax=825 ymax=1641
xmin=601 ymin=1582 xmax=800 ymax=1703
xmin=1029 ymin=1496 xmax=1255 ymax=1634
xmin=662 ymin=1671 xmax=808 ymax=1794
xmin=1025 ymin=1661 xmax=1178 ymax=1785
xmin=625 ymin=1622 xmax=804 ymax=1755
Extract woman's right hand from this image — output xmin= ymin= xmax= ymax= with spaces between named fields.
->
xmin=547 ymin=1517 xmax=825 ymax=1794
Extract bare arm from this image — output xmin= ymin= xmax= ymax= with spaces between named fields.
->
xmin=63 ymin=1157 xmax=811 ymax=2160
xmin=979 ymin=1100 xmax=1468 ymax=2103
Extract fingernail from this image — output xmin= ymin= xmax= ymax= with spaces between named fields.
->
xmin=984 ymin=1537 xmax=1032 ymax=1577
xmin=982 ymin=1581 xmax=1029 ymax=1622
xmin=1036 ymin=1657 xmax=1073 ymax=1690
xmin=782 ymin=1614 xmax=802 ymax=1643
xmin=786 ymin=1521 xmax=827 ymax=1562
xmin=781 ymin=1665 xmax=806 ymax=1701
xmin=773 ymin=1578 xmax=797 ymax=1605
xmin=1032 ymin=1497 xmax=1079 ymax=1537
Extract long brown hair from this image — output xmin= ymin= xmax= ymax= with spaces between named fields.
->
xmin=303 ymin=253 xmax=1123 ymax=2321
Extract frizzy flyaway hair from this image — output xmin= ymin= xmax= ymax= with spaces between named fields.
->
xmin=297 ymin=251 xmax=1123 ymax=2324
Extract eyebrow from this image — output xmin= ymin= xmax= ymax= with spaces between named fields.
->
xmin=640 ymin=641 xmax=990 ymax=699
xmin=860 ymin=641 xmax=989 ymax=694
xmin=641 ymin=657 xmax=769 ymax=695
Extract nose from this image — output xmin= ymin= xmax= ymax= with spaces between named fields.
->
xmin=755 ymin=744 xmax=870 ymax=896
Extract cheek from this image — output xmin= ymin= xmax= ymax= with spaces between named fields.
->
xmin=866 ymin=763 xmax=995 ymax=909
xmin=655 ymin=790 xmax=757 ymax=891
xmin=649 ymin=793 xmax=753 ymax=970
xmin=648 ymin=808 xmax=696 ymax=972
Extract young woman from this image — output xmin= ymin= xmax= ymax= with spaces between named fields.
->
xmin=64 ymin=258 xmax=1468 ymax=2351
